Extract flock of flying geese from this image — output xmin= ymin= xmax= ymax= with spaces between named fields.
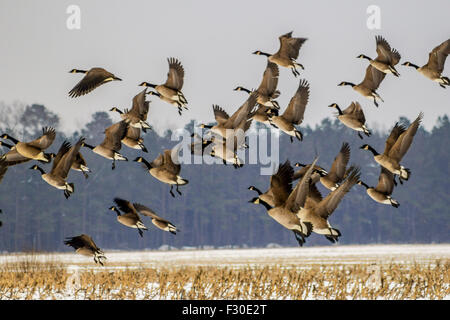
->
xmin=0 ymin=32 xmax=448 ymax=264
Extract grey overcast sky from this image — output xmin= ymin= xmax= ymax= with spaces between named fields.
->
xmin=0 ymin=0 xmax=449 ymax=135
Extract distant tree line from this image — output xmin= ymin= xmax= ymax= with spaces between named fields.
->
xmin=0 ymin=103 xmax=448 ymax=252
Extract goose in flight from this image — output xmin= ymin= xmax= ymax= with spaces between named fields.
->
xmin=134 ymin=146 xmax=188 ymax=198
xmin=268 ymin=79 xmax=309 ymax=142
xmin=30 ymin=137 xmax=84 ymax=199
xmin=251 ymin=158 xmax=320 ymax=246
xmin=234 ymin=61 xmax=280 ymax=109
xmin=357 ymin=167 xmax=399 ymax=208
xmin=338 ymin=65 xmax=386 ymax=107
xmin=357 ymin=35 xmax=401 ymax=77
xmin=82 ymin=120 xmax=129 ymax=170
xmin=109 ymin=198 xmax=148 ymax=237
xmin=253 ymin=31 xmax=308 ymax=77
xmin=200 ymin=93 xmax=258 ymax=140
xmin=68 ymin=67 xmax=122 ymax=98
xmin=296 ymin=166 xmax=361 ymax=243
xmin=1 ymin=127 xmax=56 ymax=163
xmin=360 ymin=112 xmax=423 ymax=184
xmin=402 ymin=39 xmax=450 ymax=88
xmin=329 ymin=102 xmax=371 ymax=139
xmin=64 ymin=234 xmax=107 ymax=265
xmin=110 ymin=89 xmax=151 ymax=132
xmin=133 ymin=203 xmax=179 ymax=235
xmin=139 ymin=57 xmax=188 ymax=114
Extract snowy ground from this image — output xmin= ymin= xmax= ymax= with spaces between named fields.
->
xmin=1 ymin=243 xmax=449 ymax=270
xmin=1 ymin=244 xmax=448 ymax=300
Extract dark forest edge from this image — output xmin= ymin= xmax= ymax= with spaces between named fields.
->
xmin=0 ymin=103 xmax=449 ymax=252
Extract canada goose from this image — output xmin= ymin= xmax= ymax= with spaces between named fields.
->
xmin=338 ymin=65 xmax=386 ymax=107
xmin=357 ymin=167 xmax=399 ymax=208
xmin=360 ymin=112 xmax=423 ymax=183
xmin=30 ymin=137 xmax=84 ymax=199
xmin=234 ymin=61 xmax=280 ymax=109
xmin=1 ymin=127 xmax=56 ymax=162
xmin=293 ymin=162 xmax=328 ymax=183
xmin=64 ymin=234 xmax=106 ymax=265
xmin=199 ymin=93 xmax=258 ymax=140
xmin=0 ymin=140 xmax=53 ymax=167
xmin=268 ymin=79 xmax=309 ymax=142
xmin=68 ymin=67 xmax=122 ymax=98
xmin=121 ymin=126 xmax=148 ymax=153
xmin=357 ymin=35 xmax=401 ymax=77
xmin=251 ymin=158 xmax=319 ymax=246
xmin=248 ymin=160 xmax=294 ymax=208
xmin=190 ymin=134 xmax=213 ymax=156
xmin=133 ymin=203 xmax=179 ymax=235
xmin=209 ymin=133 xmax=246 ymax=169
xmin=47 ymin=151 xmax=91 ymax=179
xmin=110 ymin=89 xmax=151 ymax=132
xmin=247 ymin=105 xmax=279 ymax=126
xmin=329 ymin=102 xmax=371 ymax=139
xmin=134 ymin=146 xmax=188 ymax=197
xmin=71 ymin=152 xmax=91 ymax=179
xmin=253 ymin=31 xmax=308 ymax=77
xmin=402 ymin=39 xmax=450 ymax=88
xmin=296 ymin=166 xmax=361 ymax=243
xmin=139 ymin=57 xmax=188 ymax=113
xmin=82 ymin=120 xmax=128 ymax=170
xmin=248 ymin=160 xmax=315 ymax=244
xmin=319 ymin=142 xmax=351 ymax=191
xmin=109 ymin=198 xmax=148 ymax=237
xmin=145 ymin=90 xmax=185 ymax=116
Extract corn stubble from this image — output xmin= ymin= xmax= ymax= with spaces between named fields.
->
xmin=0 ymin=258 xmax=448 ymax=300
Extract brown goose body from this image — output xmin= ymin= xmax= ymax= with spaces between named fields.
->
xmin=269 ymin=79 xmax=309 ymax=142
xmin=358 ymin=35 xmax=401 ymax=76
xmin=402 ymin=39 xmax=450 ymax=87
xmin=254 ymin=32 xmax=308 ymax=77
xmin=296 ymin=166 xmax=360 ymax=242
xmin=134 ymin=147 xmax=188 ymax=197
xmin=68 ymin=67 xmax=122 ymax=98
xmin=64 ymin=234 xmax=106 ymax=265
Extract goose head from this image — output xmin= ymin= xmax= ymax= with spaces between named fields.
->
xmin=68 ymin=69 xmax=87 ymax=74
xmin=401 ymin=62 xmax=419 ymax=69
xmin=338 ymin=81 xmax=355 ymax=87
xmin=357 ymin=54 xmax=372 ymax=61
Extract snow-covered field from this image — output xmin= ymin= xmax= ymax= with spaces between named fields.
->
xmin=1 ymin=244 xmax=448 ymax=300
xmin=1 ymin=243 xmax=449 ymax=269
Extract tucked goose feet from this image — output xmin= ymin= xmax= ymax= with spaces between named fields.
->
xmin=64 ymin=190 xmax=71 ymax=199
xmin=169 ymin=186 xmax=175 ymax=198
xmin=325 ymin=235 xmax=338 ymax=243
xmin=176 ymin=184 xmax=182 ymax=195
xmin=292 ymin=230 xmax=305 ymax=247
xmin=358 ymin=132 xmax=363 ymax=140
